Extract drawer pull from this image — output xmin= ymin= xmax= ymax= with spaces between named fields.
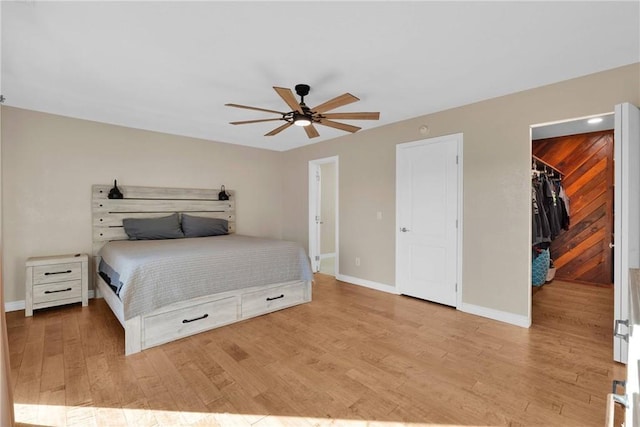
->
xmin=612 ymin=379 xmax=626 ymax=393
xmin=44 ymin=270 xmax=72 ymax=276
xmin=266 ymin=294 xmax=285 ymax=301
xmin=182 ymin=313 xmax=209 ymax=324
xmin=44 ymin=287 xmax=72 ymax=294
xmin=614 ymin=319 xmax=629 ymax=341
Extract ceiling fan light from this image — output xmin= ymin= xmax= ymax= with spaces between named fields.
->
xmin=294 ymin=115 xmax=312 ymax=127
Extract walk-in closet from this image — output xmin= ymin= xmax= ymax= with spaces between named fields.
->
xmin=530 ymin=115 xmax=616 ymax=342
xmin=531 ymin=118 xmax=614 ymax=288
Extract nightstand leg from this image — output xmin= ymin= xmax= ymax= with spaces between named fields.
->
xmin=81 ymin=260 xmax=89 ymax=307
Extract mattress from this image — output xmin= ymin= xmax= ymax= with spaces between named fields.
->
xmin=98 ymin=234 xmax=313 ymax=320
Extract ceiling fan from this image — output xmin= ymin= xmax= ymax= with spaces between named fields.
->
xmin=225 ymin=84 xmax=380 ymax=139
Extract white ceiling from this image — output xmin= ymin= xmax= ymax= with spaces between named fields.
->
xmin=2 ymin=1 xmax=639 ymax=152
xmin=532 ymin=114 xmax=615 ymax=140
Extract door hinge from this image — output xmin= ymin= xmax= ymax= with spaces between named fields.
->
xmin=455 ymin=283 xmax=458 ymax=292
xmin=456 ymin=155 xmax=459 ymax=165
xmin=455 ymin=219 xmax=458 ymax=228
xmin=315 ymin=256 xmax=320 ymax=261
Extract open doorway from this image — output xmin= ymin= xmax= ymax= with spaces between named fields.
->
xmin=530 ymin=104 xmax=640 ymax=365
xmin=532 ymin=114 xmax=615 ymax=286
xmin=309 ymin=156 xmax=339 ymax=277
xmin=529 ymin=114 xmax=615 ymax=350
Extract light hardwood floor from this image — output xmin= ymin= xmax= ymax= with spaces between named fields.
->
xmin=7 ymin=275 xmax=625 ymax=426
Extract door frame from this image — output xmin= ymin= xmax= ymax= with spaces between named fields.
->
xmin=309 ymin=156 xmax=339 ymax=274
xmin=613 ymin=102 xmax=640 ymax=363
xmin=529 ymin=108 xmax=636 ymax=363
xmin=528 ymin=113 xmax=613 ymax=325
xmin=395 ymin=133 xmax=464 ymax=308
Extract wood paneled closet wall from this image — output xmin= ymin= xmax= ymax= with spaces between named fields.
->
xmin=533 ymin=130 xmax=614 ymax=286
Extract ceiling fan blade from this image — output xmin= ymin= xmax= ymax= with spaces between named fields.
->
xmin=265 ymin=122 xmax=293 ymax=136
xmin=312 ymin=93 xmax=359 ymax=113
xmin=304 ymin=124 xmax=320 ymax=139
xmin=273 ymin=87 xmax=303 ymax=113
xmin=318 ymin=119 xmax=361 ymax=133
xmin=230 ymin=118 xmax=284 ymax=125
xmin=225 ymin=103 xmax=285 ymax=115
xmin=321 ymin=112 xmax=380 ymax=120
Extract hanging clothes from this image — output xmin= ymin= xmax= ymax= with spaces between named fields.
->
xmin=531 ymin=160 xmax=570 ymax=287
xmin=557 ymin=181 xmax=570 ymax=229
xmin=541 ymin=174 xmax=562 ymax=239
xmin=532 ymin=178 xmax=551 ymax=247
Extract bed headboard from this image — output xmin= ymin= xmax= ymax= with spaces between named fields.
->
xmin=92 ymin=184 xmax=235 ymax=255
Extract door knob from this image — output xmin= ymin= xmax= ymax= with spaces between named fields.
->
xmin=609 ymin=242 xmax=615 ymax=249
xmin=400 ymin=227 xmax=410 ymax=232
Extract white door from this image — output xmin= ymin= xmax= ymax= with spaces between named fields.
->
xmin=614 ymin=102 xmax=640 ymax=363
xmin=309 ymin=156 xmax=339 ymax=274
xmin=311 ymin=165 xmax=322 ymax=273
xmin=396 ymin=134 xmax=460 ymax=306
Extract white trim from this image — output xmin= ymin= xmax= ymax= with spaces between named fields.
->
xmin=336 ymin=274 xmax=399 ymax=295
xmin=5 ymin=290 xmax=96 ymax=312
xmin=455 ymin=135 xmax=464 ymax=309
xmin=527 ymin=126 xmax=533 ymax=327
xmin=308 ymin=163 xmax=320 ymax=271
xmin=459 ymin=302 xmax=531 ymax=328
xmin=309 ymin=156 xmax=339 ymax=275
xmin=4 ymin=300 xmax=24 ymax=312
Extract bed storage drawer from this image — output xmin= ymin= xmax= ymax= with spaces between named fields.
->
xmin=143 ymin=296 xmax=238 ymax=348
xmin=241 ymin=281 xmax=306 ymax=318
xmin=33 ymin=262 xmax=82 ymax=285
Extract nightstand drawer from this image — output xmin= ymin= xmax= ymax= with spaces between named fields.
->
xmin=33 ymin=262 xmax=82 ymax=285
xmin=32 ymin=280 xmax=82 ymax=304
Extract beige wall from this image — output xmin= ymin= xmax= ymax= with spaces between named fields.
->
xmin=320 ymin=162 xmax=335 ymax=254
xmin=281 ymin=63 xmax=640 ymax=319
xmin=3 ymin=64 xmax=639 ymax=323
xmin=1 ymin=108 xmax=284 ymax=303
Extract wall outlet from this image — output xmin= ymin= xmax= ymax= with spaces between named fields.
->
xmin=355 ymin=257 xmax=361 ymax=266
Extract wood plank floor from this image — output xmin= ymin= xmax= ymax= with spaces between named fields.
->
xmin=6 ymin=275 xmax=625 ymax=426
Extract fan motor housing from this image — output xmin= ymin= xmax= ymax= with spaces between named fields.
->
xmin=295 ymin=84 xmax=310 ymax=97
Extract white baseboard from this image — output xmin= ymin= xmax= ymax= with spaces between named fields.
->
xmin=5 ymin=290 xmax=97 ymax=312
xmin=459 ymin=302 xmax=531 ymax=328
xmin=335 ymin=274 xmax=399 ymax=295
xmin=4 ymin=300 xmax=25 ymax=312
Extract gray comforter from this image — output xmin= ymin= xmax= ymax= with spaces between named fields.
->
xmin=99 ymin=235 xmax=313 ymax=320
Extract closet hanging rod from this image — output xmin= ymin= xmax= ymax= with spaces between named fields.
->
xmin=532 ymin=154 xmax=565 ymax=177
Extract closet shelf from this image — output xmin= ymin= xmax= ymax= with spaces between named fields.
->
xmin=532 ymin=155 xmax=564 ymax=177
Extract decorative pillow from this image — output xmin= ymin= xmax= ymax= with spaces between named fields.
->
xmin=181 ymin=214 xmax=228 ymax=238
xmin=122 ymin=213 xmax=184 ymax=240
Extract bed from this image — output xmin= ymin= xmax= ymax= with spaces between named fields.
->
xmin=92 ymin=184 xmax=312 ymax=355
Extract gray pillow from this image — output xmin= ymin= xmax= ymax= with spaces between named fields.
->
xmin=181 ymin=214 xmax=228 ymax=238
xmin=123 ymin=213 xmax=184 ymax=240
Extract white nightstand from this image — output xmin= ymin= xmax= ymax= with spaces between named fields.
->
xmin=25 ymin=253 xmax=89 ymax=317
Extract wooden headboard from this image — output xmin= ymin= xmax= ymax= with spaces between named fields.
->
xmin=92 ymin=184 xmax=235 ymax=255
